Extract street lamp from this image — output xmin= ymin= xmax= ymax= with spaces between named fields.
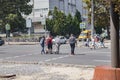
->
xmin=91 ymin=0 xmax=94 ymax=37
xmin=40 ymin=14 xmax=53 ymax=37
xmin=26 ymin=18 xmax=32 ymax=36
xmin=40 ymin=14 xmax=47 ymax=37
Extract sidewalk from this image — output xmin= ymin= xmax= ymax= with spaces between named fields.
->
xmin=0 ymin=62 xmax=94 ymax=80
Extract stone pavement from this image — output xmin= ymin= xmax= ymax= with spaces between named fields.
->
xmin=0 ymin=62 xmax=94 ymax=80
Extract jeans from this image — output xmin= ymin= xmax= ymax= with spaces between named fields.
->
xmin=70 ymin=43 xmax=75 ymax=54
xmin=41 ymin=44 xmax=45 ymax=54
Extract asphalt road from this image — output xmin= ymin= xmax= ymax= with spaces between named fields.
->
xmin=0 ymin=43 xmax=111 ymax=66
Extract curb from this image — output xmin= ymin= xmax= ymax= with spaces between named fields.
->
xmin=0 ymin=74 xmax=16 ymax=78
xmin=5 ymin=42 xmax=39 ymax=45
xmin=0 ymin=60 xmax=95 ymax=69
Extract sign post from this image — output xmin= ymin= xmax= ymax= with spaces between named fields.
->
xmin=5 ymin=23 xmax=11 ymax=44
xmin=80 ymin=22 xmax=86 ymax=44
xmin=80 ymin=22 xmax=86 ymax=30
xmin=5 ymin=23 xmax=11 ymax=38
xmin=26 ymin=18 xmax=32 ymax=36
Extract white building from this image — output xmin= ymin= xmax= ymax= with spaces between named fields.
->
xmin=26 ymin=0 xmax=87 ymax=33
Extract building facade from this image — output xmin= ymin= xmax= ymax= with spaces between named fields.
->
xmin=26 ymin=0 xmax=87 ymax=33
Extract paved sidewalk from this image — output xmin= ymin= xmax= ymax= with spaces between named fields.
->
xmin=0 ymin=63 xmax=94 ymax=80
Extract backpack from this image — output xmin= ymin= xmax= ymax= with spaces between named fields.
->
xmin=40 ymin=38 xmax=44 ymax=44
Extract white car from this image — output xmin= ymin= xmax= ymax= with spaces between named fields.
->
xmin=52 ymin=36 xmax=67 ymax=44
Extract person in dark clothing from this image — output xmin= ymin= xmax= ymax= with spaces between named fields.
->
xmin=40 ymin=36 xmax=45 ymax=54
xmin=100 ymin=37 xmax=105 ymax=48
xmin=69 ymin=34 xmax=76 ymax=55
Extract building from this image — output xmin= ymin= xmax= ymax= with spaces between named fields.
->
xmin=26 ymin=0 xmax=87 ymax=33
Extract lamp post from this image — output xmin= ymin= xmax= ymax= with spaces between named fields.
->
xmin=40 ymin=14 xmax=47 ymax=37
xmin=91 ymin=0 xmax=94 ymax=37
xmin=44 ymin=15 xmax=47 ymax=38
xmin=26 ymin=18 xmax=32 ymax=36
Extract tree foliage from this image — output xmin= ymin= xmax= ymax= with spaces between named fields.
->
xmin=83 ymin=0 xmax=120 ymax=39
xmin=46 ymin=7 xmax=82 ymax=36
xmin=0 ymin=0 xmax=32 ymax=32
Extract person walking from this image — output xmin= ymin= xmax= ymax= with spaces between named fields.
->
xmin=46 ymin=34 xmax=53 ymax=54
xmin=40 ymin=36 xmax=45 ymax=54
xmin=54 ymin=36 xmax=61 ymax=54
xmin=100 ymin=37 xmax=105 ymax=48
xmin=85 ymin=38 xmax=90 ymax=47
xmin=69 ymin=34 xmax=76 ymax=55
xmin=90 ymin=36 xmax=96 ymax=50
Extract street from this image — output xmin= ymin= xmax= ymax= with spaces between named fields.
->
xmin=0 ymin=43 xmax=111 ymax=66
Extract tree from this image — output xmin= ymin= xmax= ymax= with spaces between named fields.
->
xmin=83 ymin=0 xmax=109 ymax=33
xmin=84 ymin=0 xmax=120 ymax=68
xmin=0 ymin=0 xmax=32 ymax=32
xmin=46 ymin=7 xmax=82 ymax=36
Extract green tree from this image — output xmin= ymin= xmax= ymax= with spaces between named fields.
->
xmin=46 ymin=7 xmax=82 ymax=36
xmin=0 ymin=0 xmax=32 ymax=32
xmin=47 ymin=7 xmax=67 ymax=36
xmin=65 ymin=14 xmax=73 ymax=35
xmin=83 ymin=0 xmax=110 ymax=38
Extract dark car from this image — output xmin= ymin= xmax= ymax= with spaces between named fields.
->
xmin=0 ymin=37 xmax=4 ymax=46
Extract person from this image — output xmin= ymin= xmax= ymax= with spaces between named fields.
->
xmin=46 ymin=34 xmax=53 ymax=54
xmin=54 ymin=36 xmax=61 ymax=54
xmin=40 ymin=36 xmax=45 ymax=54
xmin=100 ymin=37 xmax=105 ymax=48
xmin=69 ymin=34 xmax=76 ymax=55
xmin=90 ymin=36 xmax=96 ymax=50
xmin=85 ymin=38 xmax=90 ymax=47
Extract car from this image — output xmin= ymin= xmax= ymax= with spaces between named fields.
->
xmin=12 ymin=32 xmax=22 ymax=37
xmin=0 ymin=37 xmax=4 ymax=46
xmin=52 ymin=36 xmax=67 ymax=44
xmin=78 ymin=30 xmax=91 ymax=41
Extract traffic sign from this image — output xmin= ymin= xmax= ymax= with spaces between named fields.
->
xmin=5 ymin=23 xmax=10 ymax=30
xmin=26 ymin=18 xmax=32 ymax=28
xmin=80 ymin=22 xmax=86 ymax=29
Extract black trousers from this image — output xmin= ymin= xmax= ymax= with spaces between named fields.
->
xmin=70 ymin=43 xmax=75 ymax=54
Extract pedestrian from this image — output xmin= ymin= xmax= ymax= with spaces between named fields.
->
xmin=90 ymin=36 xmax=95 ymax=50
xmin=100 ymin=37 xmax=105 ymax=48
xmin=85 ymin=38 xmax=90 ymax=47
xmin=54 ymin=36 xmax=61 ymax=54
xmin=40 ymin=36 xmax=45 ymax=54
xmin=69 ymin=34 xmax=76 ymax=55
xmin=46 ymin=34 xmax=53 ymax=54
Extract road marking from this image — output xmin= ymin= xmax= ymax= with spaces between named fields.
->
xmin=94 ymin=60 xmax=111 ymax=63
xmin=39 ymin=55 xmax=70 ymax=63
xmin=0 ymin=53 xmax=39 ymax=60
xmin=44 ymin=59 xmax=51 ymax=62
xmin=82 ymin=51 xmax=110 ymax=54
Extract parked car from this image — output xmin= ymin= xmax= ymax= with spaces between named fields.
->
xmin=12 ymin=32 xmax=22 ymax=37
xmin=52 ymin=36 xmax=67 ymax=44
xmin=0 ymin=37 xmax=4 ymax=46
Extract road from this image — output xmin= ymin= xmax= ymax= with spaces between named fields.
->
xmin=0 ymin=43 xmax=111 ymax=66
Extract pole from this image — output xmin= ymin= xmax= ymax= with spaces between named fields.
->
xmin=91 ymin=0 xmax=94 ymax=37
xmin=110 ymin=2 xmax=120 ymax=68
xmin=33 ymin=0 xmax=35 ymax=16
xmin=44 ymin=15 xmax=46 ymax=38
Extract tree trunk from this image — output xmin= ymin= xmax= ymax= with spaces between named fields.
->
xmin=110 ymin=2 xmax=120 ymax=68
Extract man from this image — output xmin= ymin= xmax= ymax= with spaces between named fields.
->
xmin=54 ymin=36 xmax=61 ymax=54
xmin=40 ymin=36 xmax=45 ymax=54
xmin=69 ymin=34 xmax=76 ymax=55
